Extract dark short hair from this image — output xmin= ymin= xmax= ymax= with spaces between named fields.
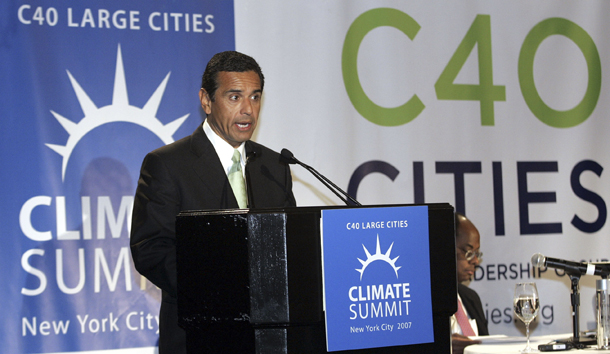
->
xmin=200 ymin=51 xmax=264 ymax=101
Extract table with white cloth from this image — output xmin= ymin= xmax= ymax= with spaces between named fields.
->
xmin=464 ymin=334 xmax=610 ymax=353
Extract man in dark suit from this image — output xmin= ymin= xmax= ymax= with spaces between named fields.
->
xmin=452 ymin=213 xmax=488 ymax=354
xmin=130 ymin=51 xmax=296 ymax=354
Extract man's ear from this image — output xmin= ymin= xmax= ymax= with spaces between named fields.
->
xmin=199 ymin=88 xmax=212 ymax=115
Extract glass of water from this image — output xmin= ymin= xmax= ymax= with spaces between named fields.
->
xmin=514 ymin=282 xmax=540 ymax=352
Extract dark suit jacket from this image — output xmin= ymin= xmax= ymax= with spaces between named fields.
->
xmin=458 ymin=283 xmax=489 ymax=335
xmin=130 ymin=124 xmax=296 ymax=353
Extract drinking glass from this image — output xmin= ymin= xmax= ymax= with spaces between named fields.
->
xmin=513 ymin=282 xmax=540 ymax=352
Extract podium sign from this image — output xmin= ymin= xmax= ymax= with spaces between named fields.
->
xmin=322 ymin=206 xmax=434 ymax=351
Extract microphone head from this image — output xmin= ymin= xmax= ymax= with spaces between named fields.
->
xmin=531 ymin=253 xmax=546 ymax=268
xmin=280 ymin=148 xmax=297 ymax=164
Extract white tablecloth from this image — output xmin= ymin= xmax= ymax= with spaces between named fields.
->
xmin=464 ymin=334 xmax=610 ymax=354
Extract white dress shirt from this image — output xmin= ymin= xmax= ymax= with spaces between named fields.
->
xmin=203 ymin=120 xmax=246 ymax=178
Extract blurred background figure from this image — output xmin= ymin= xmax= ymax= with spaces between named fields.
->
xmin=452 ymin=213 xmax=488 ymax=354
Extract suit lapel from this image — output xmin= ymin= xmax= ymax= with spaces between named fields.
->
xmin=188 ymin=125 xmax=239 ymax=209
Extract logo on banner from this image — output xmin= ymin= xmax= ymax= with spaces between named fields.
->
xmin=356 ymin=235 xmax=401 ymax=280
xmin=350 ymin=235 xmax=411 ymax=321
xmin=20 ymin=44 xmax=189 ymax=296
xmin=18 ymin=44 xmax=192 ymax=349
xmin=322 ymin=206 xmax=434 ymax=352
xmin=46 ymin=44 xmax=188 ymax=181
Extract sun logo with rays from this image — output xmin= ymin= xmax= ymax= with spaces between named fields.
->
xmin=46 ymin=44 xmax=189 ymax=181
xmin=356 ymin=235 xmax=401 ymax=280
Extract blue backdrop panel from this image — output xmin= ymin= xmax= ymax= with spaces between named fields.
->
xmin=0 ymin=0 xmax=234 ymax=352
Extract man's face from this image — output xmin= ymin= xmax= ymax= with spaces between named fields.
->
xmin=455 ymin=218 xmax=481 ymax=283
xmin=199 ymin=71 xmax=262 ymax=148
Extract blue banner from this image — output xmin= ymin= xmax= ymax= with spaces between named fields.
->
xmin=322 ymin=206 xmax=434 ymax=352
xmin=1 ymin=1 xmax=234 ymax=352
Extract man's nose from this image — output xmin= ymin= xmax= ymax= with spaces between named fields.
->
xmin=241 ymin=98 xmax=253 ymax=115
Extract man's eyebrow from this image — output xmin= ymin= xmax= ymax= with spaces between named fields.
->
xmin=224 ymin=88 xmax=262 ymax=94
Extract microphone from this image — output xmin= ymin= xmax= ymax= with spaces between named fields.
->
xmin=280 ymin=148 xmax=361 ymax=206
xmin=531 ymin=253 xmax=610 ymax=277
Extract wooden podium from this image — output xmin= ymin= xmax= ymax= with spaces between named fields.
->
xmin=175 ymin=204 xmax=456 ymax=353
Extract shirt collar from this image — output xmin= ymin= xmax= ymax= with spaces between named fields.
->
xmin=203 ymin=120 xmax=245 ymax=175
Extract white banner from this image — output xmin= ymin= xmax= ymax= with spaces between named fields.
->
xmin=235 ymin=0 xmax=610 ymax=337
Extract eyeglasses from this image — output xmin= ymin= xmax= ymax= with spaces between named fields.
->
xmin=460 ymin=248 xmax=483 ymax=262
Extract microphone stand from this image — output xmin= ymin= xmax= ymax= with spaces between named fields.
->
xmin=569 ymin=274 xmax=582 ymax=346
xmin=532 ymin=255 xmax=610 ymax=348
xmin=304 ymin=165 xmax=352 ymax=205
xmin=557 ymin=272 xmax=595 ymax=349
xmin=302 ymin=163 xmax=360 ymax=206
xmin=280 ymin=149 xmax=361 ymax=206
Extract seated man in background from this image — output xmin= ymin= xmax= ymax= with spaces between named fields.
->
xmin=452 ymin=213 xmax=488 ymax=354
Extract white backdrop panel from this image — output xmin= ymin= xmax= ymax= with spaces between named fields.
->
xmin=235 ymin=0 xmax=610 ymax=336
